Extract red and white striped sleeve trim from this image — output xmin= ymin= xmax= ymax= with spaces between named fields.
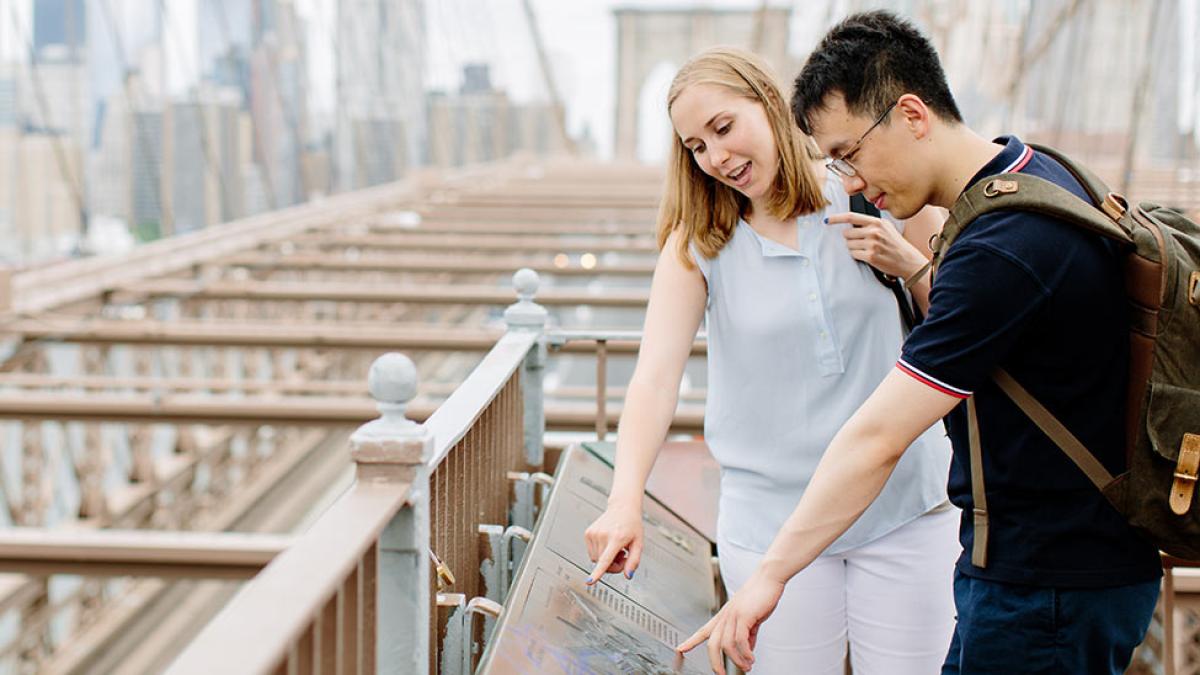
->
xmin=1004 ymin=145 xmax=1034 ymax=173
xmin=896 ymin=359 xmax=972 ymax=399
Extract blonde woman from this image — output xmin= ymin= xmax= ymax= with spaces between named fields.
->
xmin=583 ymin=47 xmax=957 ymax=674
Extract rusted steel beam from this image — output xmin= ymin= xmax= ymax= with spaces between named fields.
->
xmin=0 ymin=392 xmax=705 ymax=432
xmin=2 ymin=318 xmax=696 ymax=352
xmin=0 ymin=530 xmax=291 ymax=579
xmin=5 ymin=318 xmax=505 ymax=350
xmin=0 ymin=373 xmax=370 ymax=395
xmin=416 ymin=207 xmax=655 ymax=226
xmin=0 ymin=374 xmax=709 ymax=403
xmin=420 ymin=196 xmax=658 ymax=209
xmin=9 ymin=179 xmax=423 ymax=316
xmin=366 ymin=220 xmax=654 ymax=236
xmin=219 ymin=252 xmax=656 ymax=276
xmin=114 ymin=279 xmax=650 ymax=307
xmin=286 ymin=232 xmax=658 ymax=254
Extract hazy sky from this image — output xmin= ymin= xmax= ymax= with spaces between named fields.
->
xmin=419 ymin=0 xmax=825 ymax=158
xmin=0 ymin=0 xmax=827 ymax=157
xmin=8 ymin=0 xmax=1199 ymax=159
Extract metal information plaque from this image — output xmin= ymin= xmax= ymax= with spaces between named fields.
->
xmin=476 ymin=444 xmax=718 ymax=674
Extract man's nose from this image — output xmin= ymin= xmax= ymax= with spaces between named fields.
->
xmin=839 ymin=172 xmax=866 ymax=195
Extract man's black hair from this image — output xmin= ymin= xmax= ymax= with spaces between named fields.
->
xmin=792 ymin=10 xmax=963 ymax=135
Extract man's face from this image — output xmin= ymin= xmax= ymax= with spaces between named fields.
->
xmin=807 ymin=93 xmax=927 ymax=220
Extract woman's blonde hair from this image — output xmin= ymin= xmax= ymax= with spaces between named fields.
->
xmin=657 ymin=46 xmax=827 ymax=267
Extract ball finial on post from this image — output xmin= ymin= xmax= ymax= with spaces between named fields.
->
xmin=368 ymin=352 xmax=418 ymax=416
xmin=504 ymin=268 xmax=548 ymax=330
xmin=351 ymin=353 xmax=430 ymax=475
xmin=512 ymin=268 xmax=539 ymax=302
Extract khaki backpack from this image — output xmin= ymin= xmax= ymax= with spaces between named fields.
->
xmin=931 ymin=143 xmax=1200 ymax=566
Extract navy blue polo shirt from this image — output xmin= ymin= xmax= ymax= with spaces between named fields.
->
xmin=899 ymin=136 xmax=1162 ymax=588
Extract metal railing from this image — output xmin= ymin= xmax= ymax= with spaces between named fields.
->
xmin=545 ymin=329 xmax=706 ymax=440
xmin=162 ymin=265 xmax=1200 ymax=674
xmin=166 ymin=270 xmax=548 ymax=674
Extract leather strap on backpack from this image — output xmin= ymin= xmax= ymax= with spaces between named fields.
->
xmin=1173 ymin=434 xmax=1200 ymax=516
xmin=967 ymin=369 xmax=1119 ymax=568
xmin=967 ymin=396 xmax=989 ymax=567
xmin=993 ymin=369 xmax=1116 ymax=490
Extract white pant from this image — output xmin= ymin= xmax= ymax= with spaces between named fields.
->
xmin=717 ymin=507 xmax=959 ymax=675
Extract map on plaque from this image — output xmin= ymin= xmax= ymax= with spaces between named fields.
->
xmin=476 ymin=443 xmax=719 ymax=674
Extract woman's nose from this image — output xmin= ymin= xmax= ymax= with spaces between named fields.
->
xmin=711 ymin=143 xmax=731 ymax=167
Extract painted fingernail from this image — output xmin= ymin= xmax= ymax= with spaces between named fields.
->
xmin=585 ymin=577 xmax=593 ymax=584
xmin=822 ymin=217 xmax=828 ymax=223
xmin=625 ymin=571 xmax=634 ymax=580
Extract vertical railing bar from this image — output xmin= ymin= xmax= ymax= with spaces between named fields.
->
xmin=356 ymin=557 xmax=366 ymax=675
xmin=429 ymin=452 xmax=442 ymax=674
xmin=319 ymin=591 xmax=337 ymax=674
xmin=343 ymin=566 xmax=358 ymax=675
xmin=459 ymin=431 xmax=468 ymax=598
xmin=596 ymin=339 xmax=608 ymax=441
xmin=1165 ymin=564 xmax=1176 ymax=675
xmin=296 ymin=625 xmax=315 ymax=675
xmin=474 ymin=404 xmax=482 ymax=578
xmin=362 ymin=543 xmax=377 ymax=675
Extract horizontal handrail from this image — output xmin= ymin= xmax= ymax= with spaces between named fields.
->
xmin=546 ymin=328 xmax=707 ymax=355
xmin=166 ymin=480 xmax=412 ymax=675
xmin=547 ymin=329 xmax=711 ymax=344
xmin=425 ymin=331 xmax=537 ymax=467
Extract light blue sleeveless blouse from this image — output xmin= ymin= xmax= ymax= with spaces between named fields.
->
xmin=694 ymin=175 xmax=951 ymax=554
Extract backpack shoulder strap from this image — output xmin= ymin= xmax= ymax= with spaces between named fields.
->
xmin=849 ymin=194 xmax=919 ymax=331
xmin=1027 ymin=143 xmax=1112 ymax=206
xmin=993 ymin=369 xmax=1115 ymax=490
xmin=932 ymin=172 xmax=1134 ymax=275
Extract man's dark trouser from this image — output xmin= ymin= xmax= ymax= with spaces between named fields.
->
xmin=941 ymin=570 xmax=1160 ymax=674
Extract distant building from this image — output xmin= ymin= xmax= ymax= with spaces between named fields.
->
xmin=425 ymin=65 xmax=569 ymax=169
xmin=130 ymin=107 xmax=164 ymax=237
xmin=4 ymin=132 xmax=83 ymax=262
xmin=169 ymin=94 xmax=245 ymax=234
xmin=335 ymin=0 xmax=426 ymax=190
xmin=0 ymin=75 xmax=17 ymax=128
xmin=34 ymin=0 xmax=86 ymax=63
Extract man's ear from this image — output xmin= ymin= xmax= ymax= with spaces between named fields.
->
xmin=896 ymin=94 xmax=932 ymax=140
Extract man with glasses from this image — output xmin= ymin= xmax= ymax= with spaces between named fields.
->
xmin=826 ymin=101 xmax=896 ymax=182
xmin=678 ymin=10 xmax=1160 ymax=675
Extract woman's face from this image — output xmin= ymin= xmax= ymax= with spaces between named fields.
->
xmin=670 ymin=83 xmax=780 ymax=204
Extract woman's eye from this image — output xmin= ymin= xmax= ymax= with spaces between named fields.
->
xmin=691 ymin=144 xmax=705 ymax=154
xmin=716 ymin=123 xmax=731 ymax=135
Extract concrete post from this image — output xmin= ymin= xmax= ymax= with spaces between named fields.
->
xmin=503 ymin=268 xmax=548 ymax=469
xmin=504 ymin=269 xmax=548 ymax=533
xmin=350 ymin=352 xmax=432 ymax=675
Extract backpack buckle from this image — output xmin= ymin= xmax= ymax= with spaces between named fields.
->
xmin=1170 ymin=433 xmax=1200 ymax=515
xmin=983 ymin=179 xmax=1018 ymax=197
xmin=1189 ymin=271 xmax=1199 ymax=306
xmin=1101 ymin=192 xmax=1129 ymax=222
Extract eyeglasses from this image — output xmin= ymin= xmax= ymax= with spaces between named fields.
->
xmin=826 ymin=102 xmax=896 ymax=179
